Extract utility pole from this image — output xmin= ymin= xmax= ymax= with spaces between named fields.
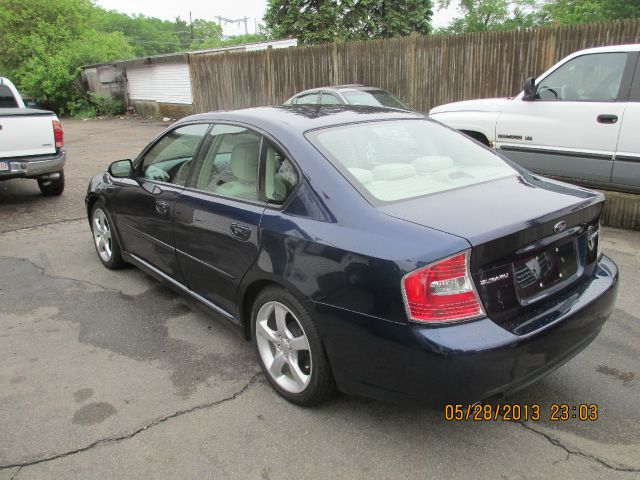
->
xmin=189 ymin=11 xmax=194 ymax=43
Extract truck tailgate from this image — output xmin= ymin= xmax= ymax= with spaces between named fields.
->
xmin=0 ymin=109 xmax=56 ymax=158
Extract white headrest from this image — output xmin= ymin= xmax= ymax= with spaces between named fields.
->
xmin=348 ymin=168 xmax=374 ymax=185
xmin=372 ymin=163 xmax=416 ymax=181
xmin=412 ymin=156 xmax=454 ymax=173
xmin=230 ymin=142 xmax=259 ymax=181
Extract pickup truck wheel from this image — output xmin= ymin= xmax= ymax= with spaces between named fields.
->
xmin=91 ymin=202 xmax=125 ymax=269
xmin=38 ymin=171 xmax=65 ymax=196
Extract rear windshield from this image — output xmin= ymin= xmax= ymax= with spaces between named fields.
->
xmin=0 ymin=85 xmax=18 ymax=108
xmin=306 ymin=119 xmax=516 ymax=203
xmin=342 ymin=90 xmax=410 ymax=110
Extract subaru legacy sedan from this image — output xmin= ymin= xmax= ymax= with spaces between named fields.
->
xmin=86 ymin=105 xmax=618 ymax=406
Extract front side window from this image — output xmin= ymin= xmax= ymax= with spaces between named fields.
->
xmin=307 ymin=119 xmax=515 ymax=203
xmin=141 ymin=124 xmax=209 ymax=185
xmin=295 ymin=93 xmax=321 ymax=105
xmin=192 ymin=125 xmax=262 ymax=201
xmin=537 ymin=53 xmax=627 ymax=102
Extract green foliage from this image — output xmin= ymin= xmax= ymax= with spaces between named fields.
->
xmin=436 ymin=0 xmax=640 ymax=34
xmin=0 ymin=0 xmax=134 ymax=114
xmin=436 ymin=0 xmax=540 ymax=33
xmin=540 ymin=0 xmax=640 ymax=24
xmin=264 ymin=0 xmax=433 ymax=45
xmin=88 ymin=93 xmax=126 ymax=116
xmin=0 ymin=0 xmax=225 ymax=114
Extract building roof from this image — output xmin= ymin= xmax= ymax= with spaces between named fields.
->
xmin=82 ymin=38 xmax=297 ymax=70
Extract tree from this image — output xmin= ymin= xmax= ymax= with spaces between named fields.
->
xmin=541 ymin=0 xmax=640 ymax=24
xmin=0 ymin=0 xmax=134 ymax=113
xmin=437 ymin=0 xmax=540 ymax=33
xmin=264 ymin=0 xmax=433 ymax=45
xmin=265 ymin=1 xmax=343 ymax=44
xmin=344 ymin=0 xmax=432 ymax=39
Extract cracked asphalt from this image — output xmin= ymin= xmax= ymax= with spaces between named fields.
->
xmin=1 ymin=118 xmax=639 ymax=479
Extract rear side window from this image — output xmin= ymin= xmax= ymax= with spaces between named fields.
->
xmin=0 ymin=85 xmax=18 ymax=108
xmin=192 ymin=125 xmax=262 ymax=201
xmin=342 ymin=90 xmax=410 ymax=110
xmin=307 ymin=119 xmax=515 ymax=203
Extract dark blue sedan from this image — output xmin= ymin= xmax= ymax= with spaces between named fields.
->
xmin=86 ymin=106 xmax=618 ymax=406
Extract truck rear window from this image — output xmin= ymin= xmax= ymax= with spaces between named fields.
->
xmin=0 ymin=85 xmax=18 ymax=108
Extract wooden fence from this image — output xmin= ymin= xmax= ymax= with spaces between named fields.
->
xmin=189 ymin=19 xmax=640 ymax=113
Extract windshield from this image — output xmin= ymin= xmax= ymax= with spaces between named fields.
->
xmin=306 ymin=120 xmax=516 ymax=203
xmin=342 ymin=90 xmax=411 ymax=110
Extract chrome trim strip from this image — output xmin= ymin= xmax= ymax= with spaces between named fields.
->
xmin=175 ymin=248 xmax=235 ymax=279
xmin=125 ymin=252 xmax=240 ymax=325
xmin=498 ymin=145 xmax=612 ymax=160
xmin=614 ymin=154 xmax=640 ymax=164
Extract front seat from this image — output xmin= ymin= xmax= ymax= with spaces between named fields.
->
xmin=216 ymin=142 xmax=260 ymax=201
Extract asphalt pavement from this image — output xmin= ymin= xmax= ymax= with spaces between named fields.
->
xmin=0 ymin=118 xmax=638 ymax=479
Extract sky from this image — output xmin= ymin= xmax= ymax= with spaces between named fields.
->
xmin=95 ymin=0 xmax=457 ymax=35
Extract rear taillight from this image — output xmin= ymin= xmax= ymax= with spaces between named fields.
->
xmin=402 ymin=250 xmax=484 ymax=323
xmin=52 ymin=119 xmax=63 ymax=148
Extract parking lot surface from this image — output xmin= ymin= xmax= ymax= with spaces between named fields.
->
xmin=1 ymin=118 xmax=639 ymax=479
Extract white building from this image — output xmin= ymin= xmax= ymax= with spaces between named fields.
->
xmin=82 ymin=39 xmax=297 ymax=117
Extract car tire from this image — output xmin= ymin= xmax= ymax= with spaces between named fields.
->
xmin=37 ymin=170 xmax=65 ymax=196
xmin=251 ymin=287 xmax=336 ymax=406
xmin=90 ymin=201 xmax=126 ymax=270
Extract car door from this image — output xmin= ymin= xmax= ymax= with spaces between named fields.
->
xmin=113 ymin=123 xmax=210 ymax=282
xmin=495 ymin=51 xmax=635 ymax=184
xmin=172 ymin=124 xmax=268 ymax=317
xmin=612 ymin=53 xmax=640 ymax=190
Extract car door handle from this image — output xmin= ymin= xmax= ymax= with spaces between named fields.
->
xmin=155 ymin=200 xmax=171 ymax=216
xmin=230 ymin=223 xmax=251 ymax=241
xmin=597 ymin=114 xmax=618 ymax=124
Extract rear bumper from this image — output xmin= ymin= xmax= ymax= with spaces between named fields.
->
xmin=0 ymin=150 xmax=66 ymax=180
xmin=314 ymin=255 xmax=619 ymax=406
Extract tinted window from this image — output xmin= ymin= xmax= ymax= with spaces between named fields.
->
xmin=320 ymin=93 xmax=342 ymax=105
xmin=0 ymin=85 xmax=18 ymax=108
xmin=295 ymin=93 xmax=320 ymax=105
xmin=141 ymin=124 xmax=208 ymax=185
xmin=263 ymin=140 xmax=298 ymax=203
xmin=307 ymin=120 xmax=515 ymax=203
xmin=342 ymin=90 xmax=410 ymax=110
xmin=192 ymin=125 xmax=261 ymax=202
xmin=537 ymin=53 xmax=627 ymax=102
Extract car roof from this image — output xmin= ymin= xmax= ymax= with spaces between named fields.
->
xmin=294 ymin=85 xmax=387 ymax=96
xmin=181 ymin=105 xmax=424 ymax=134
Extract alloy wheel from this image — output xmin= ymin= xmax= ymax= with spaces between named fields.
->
xmin=92 ymin=208 xmax=113 ymax=263
xmin=255 ymin=301 xmax=312 ymax=394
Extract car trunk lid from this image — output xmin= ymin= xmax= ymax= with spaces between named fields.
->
xmin=380 ymin=174 xmax=604 ymax=330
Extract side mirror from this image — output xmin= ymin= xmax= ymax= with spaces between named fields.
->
xmin=523 ymin=77 xmax=537 ymax=101
xmin=108 ymin=159 xmax=133 ymax=178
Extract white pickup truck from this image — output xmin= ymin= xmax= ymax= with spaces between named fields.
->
xmin=0 ymin=77 xmax=66 ymax=195
xmin=429 ymin=45 xmax=640 ymax=193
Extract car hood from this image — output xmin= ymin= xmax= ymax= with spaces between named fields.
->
xmin=429 ymin=98 xmax=513 ymax=115
xmin=378 ymin=174 xmax=603 ymax=247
